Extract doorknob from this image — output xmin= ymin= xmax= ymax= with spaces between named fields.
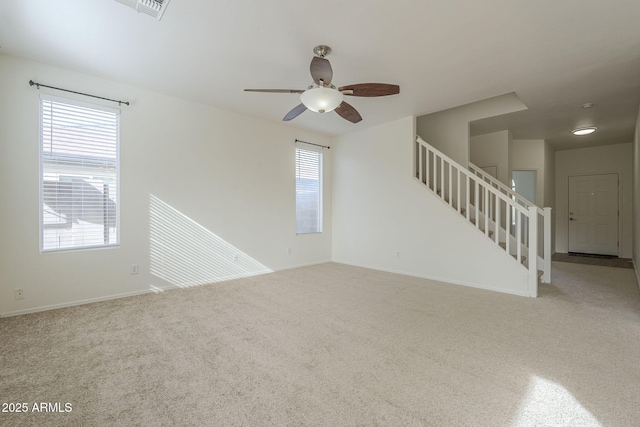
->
xmin=569 ymin=217 xmax=575 ymax=221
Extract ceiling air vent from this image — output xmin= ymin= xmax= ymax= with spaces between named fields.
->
xmin=116 ymin=0 xmax=170 ymax=20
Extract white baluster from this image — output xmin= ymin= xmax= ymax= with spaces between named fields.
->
xmin=505 ymin=204 xmax=510 ymax=255
xmin=457 ymin=169 xmax=461 ymax=214
xmin=448 ymin=163 xmax=453 ymax=206
xmin=425 ymin=147 xmax=430 ymax=188
xmin=418 ymin=142 xmax=423 ymax=183
xmin=495 ymin=195 xmax=500 ymax=244
xmin=440 ymin=156 xmax=444 ymax=199
xmin=466 ymin=174 xmax=470 ymax=220
xmin=475 ymin=180 xmax=480 ymax=229
xmin=516 ymin=211 xmax=522 ymax=263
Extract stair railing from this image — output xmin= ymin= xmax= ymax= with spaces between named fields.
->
xmin=468 ymin=162 xmax=551 ymax=283
xmin=469 ymin=163 xmax=535 ymax=210
xmin=415 ymin=136 xmax=548 ymax=296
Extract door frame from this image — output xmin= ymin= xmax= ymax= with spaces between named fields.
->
xmin=478 ymin=164 xmax=499 ymax=180
xmin=566 ymin=172 xmax=620 ymax=256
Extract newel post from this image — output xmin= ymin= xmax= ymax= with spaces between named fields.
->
xmin=542 ymin=207 xmax=552 ymax=284
xmin=528 ymin=206 xmax=538 ymax=297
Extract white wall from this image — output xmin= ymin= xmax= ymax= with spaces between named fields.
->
xmin=555 ymin=143 xmax=633 ymax=257
xmin=416 ymin=93 xmax=527 ymax=166
xmin=634 ymin=108 xmax=640 ymax=281
xmin=510 ymin=139 xmax=546 ymax=205
xmin=544 ymin=141 xmax=556 ymax=253
xmin=543 ymin=141 xmax=556 ymax=209
xmin=470 ymin=130 xmax=511 ymax=186
xmin=0 ymin=53 xmax=332 ymax=316
xmin=332 ymin=116 xmax=529 ymax=296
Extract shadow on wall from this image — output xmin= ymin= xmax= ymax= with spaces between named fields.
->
xmin=149 ymin=195 xmax=271 ymax=290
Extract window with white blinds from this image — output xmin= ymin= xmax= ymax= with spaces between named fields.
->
xmin=40 ymin=95 xmax=120 ymax=251
xmin=295 ymin=147 xmax=323 ymax=234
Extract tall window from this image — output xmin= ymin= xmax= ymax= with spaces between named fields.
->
xmin=295 ymin=147 xmax=323 ymax=234
xmin=40 ymin=95 xmax=120 ymax=251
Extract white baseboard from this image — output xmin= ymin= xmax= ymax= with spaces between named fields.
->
xmin=0 ymin=260 xmax=334 ymax=318
xmin=0 ymin=289 xmax=151 ymax=318
xmin=332 ymin=260 xmax=531 ymax=298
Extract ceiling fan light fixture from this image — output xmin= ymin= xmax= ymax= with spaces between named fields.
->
xmin=571 ymin=126 xmax=597 ymax=136
xmin=300 ymin=85 xmax=343 ymax=113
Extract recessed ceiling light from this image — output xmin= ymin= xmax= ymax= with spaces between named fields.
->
xmin=571 ymin=127 xmax=597 ymax=136
xmin=581 ymin=103 xmax=594 ymax=109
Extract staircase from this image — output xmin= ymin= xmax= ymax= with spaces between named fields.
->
xmin=415 ymin=136 xmax=552 ymax=297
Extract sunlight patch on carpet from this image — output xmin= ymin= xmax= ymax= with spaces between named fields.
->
xmin=512 ymin=376 xmax=602 ymax=426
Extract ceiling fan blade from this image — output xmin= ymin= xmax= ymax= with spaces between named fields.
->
xmin=245 ymin=89 xmax=305 ymax=94
xmin=339 ymin=83 xmax=400 ymax=97
xmin=334 ymin=101 xmax=362 ymax=123
xmin=310 ymin=57 xmax=333 ymax=85
xmin=283 ymin=103 xmax=307 ymax=121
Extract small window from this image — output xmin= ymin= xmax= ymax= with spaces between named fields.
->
xmin=40 ymin=95 xmax=120 ymax=251
xmin=295 ymin=147 xmax=323 ymax=234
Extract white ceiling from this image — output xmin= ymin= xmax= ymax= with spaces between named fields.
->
xmin=1 ymin=0 xmax=639 ymax=150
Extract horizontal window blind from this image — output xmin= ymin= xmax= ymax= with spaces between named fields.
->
xmin=295 ymin=147 xmax=323 ymax=234
xmin=40 ymin=95 xmax=120 ymax=251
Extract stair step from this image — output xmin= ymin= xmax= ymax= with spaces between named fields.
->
xmin=435 ymin=189 xmax=464 ymax=215
xmin=498 ymin=242 xmax=527 ymax=264
xmin=468 ymin=219 xmax=494 ymax=237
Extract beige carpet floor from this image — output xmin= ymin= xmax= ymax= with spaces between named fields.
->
xmin=1 ymin=262 xmax=640 ymax=426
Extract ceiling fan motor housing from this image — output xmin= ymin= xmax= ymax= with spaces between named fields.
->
xmin=313 ymin=45 xmax=331 ymax=58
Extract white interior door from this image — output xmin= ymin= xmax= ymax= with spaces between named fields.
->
xmin=568 ymin=174 xmax=619 ymax=256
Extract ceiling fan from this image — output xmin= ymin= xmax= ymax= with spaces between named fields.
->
xmin=244 ymin=45 xmax=400 ymax=123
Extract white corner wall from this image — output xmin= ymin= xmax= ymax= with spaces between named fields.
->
xmin=416 ymin=93 xmax=527 ymax=166
xmin=332 ymin=116 xmax=529 ymax=296
xmin=510 ymin=139 xmax=546 ymax=205
xmin=555 ymin=143 xmax=633 ymax=257
xmin=544 ymin=141 xmax=556 ymax=253
xmin=543 ymin=141 xmax=556 ymax=209
xmin=470 ymin=130 xmax=511 ymax=186
xmin=0 ymin=53 xmax=332 ymax=316
xmin=634 ymin=107 xmax=640 ymax=280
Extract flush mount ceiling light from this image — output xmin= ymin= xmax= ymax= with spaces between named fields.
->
xmin=299 ymin=84 xmax=344 ymax=113
xmin=571 ymin=127 xmax=597 ymax=136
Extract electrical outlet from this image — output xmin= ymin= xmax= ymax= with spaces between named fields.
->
xmin=287 ymin=247 xmax=292 ymax=255
xmin=15 ymin=288 xmax=24 ymax=300
xmin=130 ymin=264 xmax=139 ymax=275
xmin=396 ymin=251 xmax=401 ymax=259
